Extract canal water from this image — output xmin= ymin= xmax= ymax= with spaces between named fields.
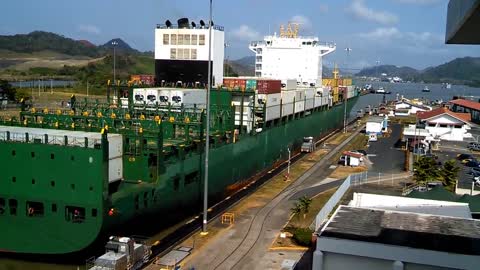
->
xmin=1 ymin=82 xmax=479 ymax=270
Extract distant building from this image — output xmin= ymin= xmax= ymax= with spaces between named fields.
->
xmin=313 ymin=205 xmax=480 ymax=270
xmin=418 ymin=107 xmax=472 ymax=141
xmin=342 ymin=151 xmax=362 ymax=167
xmin=366 ymin=116 xmax=388 ymax=135
xmin=449 ymin=98 xmax=480 ymax=124
xmin=394 ymin=99 xmax=432 ymax=116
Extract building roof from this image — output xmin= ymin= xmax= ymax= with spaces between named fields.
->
xmin=349 ymin=193 xmax=472 ymax=218
xmin=450 ymin=99 xmax=480 ymax=111
xmin=343 ymin=151 xmax=363 ymax=158
xmin=417 ymin=107 xmax=471 ymax=123
xmin=408 ymin=186 xmax=480 ymax=213
xmin=396 ymin=99 xmax=432 ymax=110
xmin=319 ymin=206 xmax=480 ymax=256
xmin=367 ymin=116 xmax=385 ymax=123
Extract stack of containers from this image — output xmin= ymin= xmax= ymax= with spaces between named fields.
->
xmin=232 ymin=95 xmax=253 ymax=133
xmin=294 ymin=89 xmax=306 ymax=113
xmin=223 ymin=78 xmax=246 ymax=91
xmin=304 ymin=88 xmax=315 ymax=110
xmin=347 ymin=85 xmax=356 ymax=99
xmin=314 ymin=88 xmax=324 ymax=108
xmin=133 ymin=88 xmax=146 ymax=105
xmin=257 ymin=79 xmax=282 ymax=121
xmin=281 ymin=79 xmax=296 ymax=117
xmin=338 ymin=86 xmax=348 ymax=101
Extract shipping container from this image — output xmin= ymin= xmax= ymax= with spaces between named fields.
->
xmin=246 ymin=79 xmax=257 ymax=91
xmin=257 ymin=79 xmax=281 ymax=94
xmin=146 ymin=88 xmax=159 ymax=105
xmin=282 ymin=79 xmax=297 ymax=91
xmin=223 ymin=78 xmax=247 ymax=91
xmin=343 ymin=78 xmax=353 ymax=86
xmin=133 ymin=88 xmax=146 ymax=105
xmin=264 ymin=105 xmax=281 ymax=121
xmin=256 ymin=93 xmax=281 ymax=108
xmin=305 ymin=88 xmax=315 ymax=110
xmin=109 ymin=157 xmax=123 ymax=183
xmin=281 ymin=91 xmax=295 ymax=116
xmin=170 ymin=89 xmax=207 ymax=108
xmin=158 ymin=89 xmax=171 ymax=105
xmin=295 ymin=89 xmax=305 ymax=102
xmin=232 ymin=96 xmax=254 ymax=133
xmin=294 ymin=99 xmax=305 ymax=113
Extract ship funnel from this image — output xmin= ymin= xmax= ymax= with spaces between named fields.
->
xmin=191 ymin=21 xmax=196 ymax=28
xmin=178 ymin=18 xmax=189 ymax=28
xmin=200 ymin=20 xmax=205 ymax=28
xmin=165 ymin=20 xmax=172 ymax=28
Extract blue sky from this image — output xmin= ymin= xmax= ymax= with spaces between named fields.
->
xmin=1 ymin=0 xmax=479 ymax=70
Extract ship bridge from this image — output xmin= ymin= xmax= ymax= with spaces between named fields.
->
xmin=249 ymin=23 xmax=336 ymax=87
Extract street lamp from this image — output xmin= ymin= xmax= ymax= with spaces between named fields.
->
xmin=202 ymin=0 xmax=213 ymax=235
xmin=224 ymin=42 xmax=230 ymax=77
xmin=375 ymin=60 xmax=380 ymax=80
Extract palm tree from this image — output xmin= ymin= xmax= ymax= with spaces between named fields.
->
xmin=290 ymin=203 xmax=302 ymax=219
xmin=298 ymin=196 xmax=313 ymax=219
xmin=440 ymin=159 xmax=460 ymax=192
xmin=413 ymin=156 xmax=439 ymax=185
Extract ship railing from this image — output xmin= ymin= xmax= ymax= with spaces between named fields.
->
xmin=0 ymin=131 xmax=102 ymax=148
xmin=156 ymin=23 xmax=224 ymax=31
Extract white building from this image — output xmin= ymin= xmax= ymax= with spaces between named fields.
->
xmin=366 ymin=116 xmax=388 ymax=135
xmin=249 ymin=23 xmax=336 ymax=86
xmin=154 ymin=18 xmax=224 ymax=86
xmin=394 ymin=99 xmax=432 ymax=116
xmin=418 ymin=107 xmax=472 ymax=141
xmin=313 ymin=205 xmax=480 ymax=270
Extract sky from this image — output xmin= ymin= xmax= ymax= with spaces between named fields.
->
xmin=1 ymin=0 xmax=479 ymax=70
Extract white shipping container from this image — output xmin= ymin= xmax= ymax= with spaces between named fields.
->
xmin=305 ymin=88 xmax=315 ymax=99
xmin=170 ymin=89 xmax=207 ymax=108
xmin=282 ymin=79 xmax=297 ymax=91
xmin=305 ymin=98 xmax=314 ymax=110
xmin=265 ymin=105 xmax=281 ymax=121
xmin=295 ymin=90 xmax=305 ymax=102
xmin=233 ymin=96 xmax=253 ymax=132
xmin=158 ymin=89 xmax=171 ymax=105
xmin=281 ymin=91 xmax=295 ymax=116
xmin=314 ymin=96 xmax=323 ymax=107
xmin=133 ymin=88 xmax=146 ymax=105
xmin=107 ymin=134 xmax=123 ymax=159
xmin=294 ymin=100 xmax=305 ymax=113
xmin=145 ymin=88 xmax=159 ymax=106
xmin=256 ymin=93 xmax=281 ymax=108
xmin=109 ymin=157 xmax=123 ymax=183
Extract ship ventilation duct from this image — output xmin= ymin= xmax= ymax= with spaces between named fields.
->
xmin=200 ymin=20 xmax=205 ymax=28
xmin=178 ymin=18 xmax=190 ymax=28
xmin=191 ymin=21 xmax=196 ymax=28
xmin=165 ymin=20 xmax=172 ymax=28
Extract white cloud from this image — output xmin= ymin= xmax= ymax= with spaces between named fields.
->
xmin=319 ymin=4 xmax=329 ymax=14
xmin=78 ymin=24 xmax=101 ymax=35
xmin=231 ymin=25 xmax=260 ymax=41
xmin=358 ymin=27 xmax=401 ymax=40
xmin=347 ymin=0 xmax=398 ymax=25
xmin=393 ymin=0 xmax=444 ymax=5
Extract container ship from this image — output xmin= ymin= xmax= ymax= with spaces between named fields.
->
xmin=0 ymin=19 xmax=358 ymax=254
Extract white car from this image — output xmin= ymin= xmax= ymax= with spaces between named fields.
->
xmin=474 ymin=176 xmax=480 ymax=186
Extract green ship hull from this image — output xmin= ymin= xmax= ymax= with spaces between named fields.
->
xmin=0 ymin=93 xmax=358 ymax=254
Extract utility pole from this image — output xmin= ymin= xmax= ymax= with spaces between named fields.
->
xmin=375 ymin=60 xmax=380 ymax=81
xmin=224 ymin=43 xmax=230 ymax=77
xmin=202 ymin=0 xmax=213 ymax=235
xmin=287 ymin=147 xmax=291 ymax=179
xmin=112 ymin=40 xmax=118 ymax=99
xmin=343 ymin=47 xmax=352 ymax=133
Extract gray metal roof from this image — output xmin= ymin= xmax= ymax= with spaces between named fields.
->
xmin=319 ymin=206 xmax=480 ymax=256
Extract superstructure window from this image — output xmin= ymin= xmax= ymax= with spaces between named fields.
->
xmin=184 ymin=34 xmax=190 ymax=45
xmin=163 ymin=34 xmax=169 ymax=45
xmin=191 ymin=34 xmax=197 ymax=45
xmin=170 ymin=48 xmax=177 ymax=60
xmin=191 ymin=49 xmax=197 ymax=60
xmin=26 ymin=201 xmax=44 ymax=217
xmin=0 ymin=198 xmax=5 ymax=215
xmin=65 ymin=206 xmax=85 ymax=223
xmin=171 ymin=34 xmax=177 ymax=45
xmin=9 ymin=199 xmax=17 ymax=215
xmin=183 ymin=49 xmax=190 ymax=59
xmin=199 ymin=34 xmax=205 ymax=45
xmin=178 ymin=34 xmax=184 ymax=45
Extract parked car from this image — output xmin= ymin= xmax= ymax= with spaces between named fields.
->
xmin=473 ymin=176 xmax=480 ymax=186
xmin=465 ymin=160 xmax=480 ymax=167
xmin=468 ymin=142 xmax=480 ymax=149
xmin=471 ymin=167 xmax=480 ymax=173
xmin=469 ymin=169 xmax=480 ymax=177
xmin=471 ymin=145 xmax=480 ymax=152
xmin=457 ymin=153 xmax=474 ymax=161
xmin=462 ymin=158 xmax=477 ymax=164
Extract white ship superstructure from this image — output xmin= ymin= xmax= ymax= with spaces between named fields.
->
xmin=155 ymin=18 xmax=224 ymax=86
xmin=249 ymin=24 xmax=336 ymax=87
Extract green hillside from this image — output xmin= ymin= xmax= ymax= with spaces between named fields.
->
xmin=420 ymin=57 xmax=480 ymax=86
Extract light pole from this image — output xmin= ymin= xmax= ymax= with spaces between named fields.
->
xmin=344 ymin=47 xmax=352 ymax=133
xmin=287 ymin=147 xmax=291 ymax=180
xmin=375 ymin=60 xmax=380 ymax=81
xmin=202 ymin=0 xmax=213 ymax=235
xmin=112 ymin=40 xmax=118 ymax=100
xmin=224 ymin=42 xmax=230 ymax=77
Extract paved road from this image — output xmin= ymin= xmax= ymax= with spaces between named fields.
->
xmin=367 ymin=123 xmax=405 ymax=174
xmin=183 ymin=126 xmax=366 ymax=270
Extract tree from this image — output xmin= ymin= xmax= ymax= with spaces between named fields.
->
xmin=0 ymin=80 xmax=16 ymax=101
xmin=298 ymin=196 xmax=313 ymax=219
xmin=440 ymin=159 xmax=460 ymax=192
xmin=413 ymin=156 xmax=440 ymax=185
xmin=290 ymin=204 xmax=302 ymax=219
